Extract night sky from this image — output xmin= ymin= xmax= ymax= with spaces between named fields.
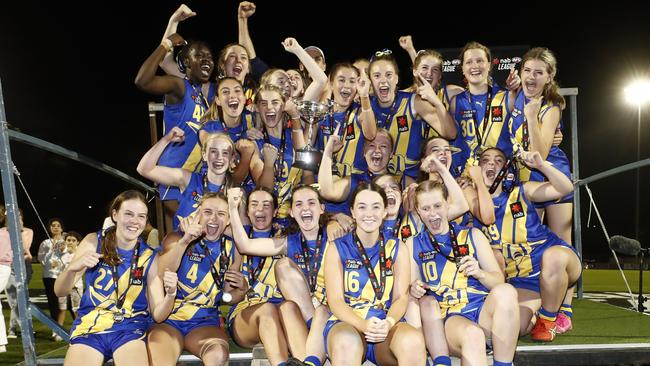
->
xmin=1 ymin=1 xmax=649 ymax=263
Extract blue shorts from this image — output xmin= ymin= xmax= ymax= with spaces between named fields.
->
xmin=505 ymin=234 xmax=579 ymax=293
xmin=70 ymin=328 xmax=146 ymax=360
xmin=443 ymin=297 xmax=486 ymax=324
xmin=323 ymin=308 xmax=392 ymax=365
xmin=164 ymin=316 xmax=223 ymax=338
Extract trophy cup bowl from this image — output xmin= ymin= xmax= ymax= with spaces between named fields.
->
xmin=293 ymin=100 xmax=330 ymax=172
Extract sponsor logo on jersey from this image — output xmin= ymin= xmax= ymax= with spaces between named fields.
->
xmin=510 ymin=201 xmax=525 ymax=219
xmin=491 ymin=106 xmax=503 ymax=122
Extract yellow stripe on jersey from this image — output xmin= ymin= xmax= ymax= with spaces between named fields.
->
xmin=71 ymin=248 xmax=155 ymax=337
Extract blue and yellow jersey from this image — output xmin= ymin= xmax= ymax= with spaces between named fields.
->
xmin=173 ymin=172 xmax=225 ymax=231
xmin=474 ymin=184 xmax=551 ymax=250
xmin=200 ymin=109 xmax=255 ymax=144
xmin=244 ymin=86 xmax=255 ymax=107
xmin=254 ymin=125 xmax=303 ymax=220
xmin=411 ymin=224 xmax=488 ymax=317
xmin=70 ymin=235 xmax=156 ymax=338
xmin=317 ymin=103 xmax=367 ymax=177
xmin=160 ymin=79 xmax=216 ymax=175
xmin=329 ymin=233 xmax=399 ymax=319
xmin=383 ymin=212 xmax=424 ymax=243
xmin=371 ymin=91 xmax=430 ymax=179
xmin=508 ymin=90 xmax=571 ymax=183
xmin=454 ymin=88 xmax=512 ymax=166
xmin=286 ymin=229 xmax=329 ymax=305
xmin=168 ymin=236 xmax=236 ymax=322
xmin=228 ymin=228 xmax=284 ymax=321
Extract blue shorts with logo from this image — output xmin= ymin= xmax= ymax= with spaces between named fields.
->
xmin=443 ymin=297 xmax=486 ymax=324
xmin=323 ymin=307 xmax=404 ymax=365
xmin=70 ymin=328 xmax=146 ymax=360
xmin=506 ymin=234 xmax=579 ymax=293
xmin=164 ymin=316 xmax=223 ymax=338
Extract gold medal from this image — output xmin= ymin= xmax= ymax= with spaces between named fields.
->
xmin=375 ymin=303 xmax=384 ymax=310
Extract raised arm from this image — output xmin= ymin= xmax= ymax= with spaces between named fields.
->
xmin=157 ymin=215 xmax=203 ymax=276
xmin=237 ymin=2 xmax=257 ymax=59
xmin=251 ymin=143 xmax=278 ymax=190
xmin=317 ymin=126 xmax=352 ymax=202
xmin=232 ymin=139 xmax=258 ymax=186
xmin=282 ymin=37 xmax=328 ymax=102
xmin=421 ymin=154 xmax=469 ymax=219
xmin=357 ymin=72 xmax=377 ymax=141
xmin=227 ymin=188 xmax=287 ymax=256
xmin=414 ymin=75 xmax=457 ymax=139
xmin=159 ymin=4 xmax=196 ymax=78
xmin=285 ymin=99 xmax=308 ymax=150
xmin=136 ymin=126 xmax=192 ymax=190
xmin=462 ymin=165 xmax=496 ymax=225
xmin=134 ymin=33 xmax=187 ymax=101
xmin=54 ymin=234 xmax=100 ymax=297
xmin=398 ymin=35 xmax=417 ymax=64
xmin=521 ymin=151 xmax=574 ymax=202
xmin=505 ymin=68 xmax=522 ymax=112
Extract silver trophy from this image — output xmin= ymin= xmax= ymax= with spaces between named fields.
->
xmin=293 ymin=100 xmax=331 ymax=172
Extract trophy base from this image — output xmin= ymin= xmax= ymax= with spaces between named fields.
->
xmin=294 ymin=147 xmax=323 ymax=172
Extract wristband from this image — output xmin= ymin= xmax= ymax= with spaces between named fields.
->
xmin=161 ymin=38 xmax=173 ymax=53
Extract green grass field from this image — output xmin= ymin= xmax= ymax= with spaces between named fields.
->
xmin=2 ymin=266 xmax=650 ymax=365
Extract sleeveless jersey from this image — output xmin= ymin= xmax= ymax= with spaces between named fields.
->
xmin=286 ymin=228 xmax=329 ymax=304
xmin=228 ymin=228 xmax=284 ymax=321
xmin=330 ymin=232 xmax=399 ymax=319
xmin=411 ymin=224 xmax=489 ymax=316
xmin=160 ymin=79 xmax=216 ymax=174
xmin=168 ymin=236 xmax=236 ymax=322
xmin=454 ymin=88 xmax=512 ymax=165
xmin=508 ymin=90 xmax=572 ymax=183
xmin=200 ymin=109 xmax=255 ymax=144
xmin=173 ymin=172 xmax=225 ymax=231
xmin=317 ymin=103 xmax=366 ymax=176
xmin=371 ymin=91 xmax=430 ymax=179
xmin=71 ymin=234 xmax=156 ymax=338
xmin=254 ymin=125 xmax=303 ymax=220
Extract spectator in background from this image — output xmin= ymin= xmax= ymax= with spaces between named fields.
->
xmin=38 ymin=218 xmax=65 ymax=340
xmin=59 ymin=233 xmax=84 ymax=313
xmin=1 ymin=207 xmax=33 ymax=341
xmin=49 ymin=231 xmax=84 ymax=340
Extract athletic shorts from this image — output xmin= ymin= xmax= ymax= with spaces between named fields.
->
xmin=505 ymin=235 xmax=579 ymax=293
xmin=69 ymin=328 xmax=146 ymax=360
xmin=164 ymin=316 xmax=223 ymax=338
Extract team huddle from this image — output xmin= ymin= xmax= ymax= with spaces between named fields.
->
xmin=53 ymin=2 xmax=582 ymax=366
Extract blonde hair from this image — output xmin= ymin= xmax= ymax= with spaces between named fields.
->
xmin=407 ymin=49 xmax=444 ymax=92
xmin=522 ymin=47 xmax=566 ymax=109
xmin=414 ymin=180 xmax=448 ymax=208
